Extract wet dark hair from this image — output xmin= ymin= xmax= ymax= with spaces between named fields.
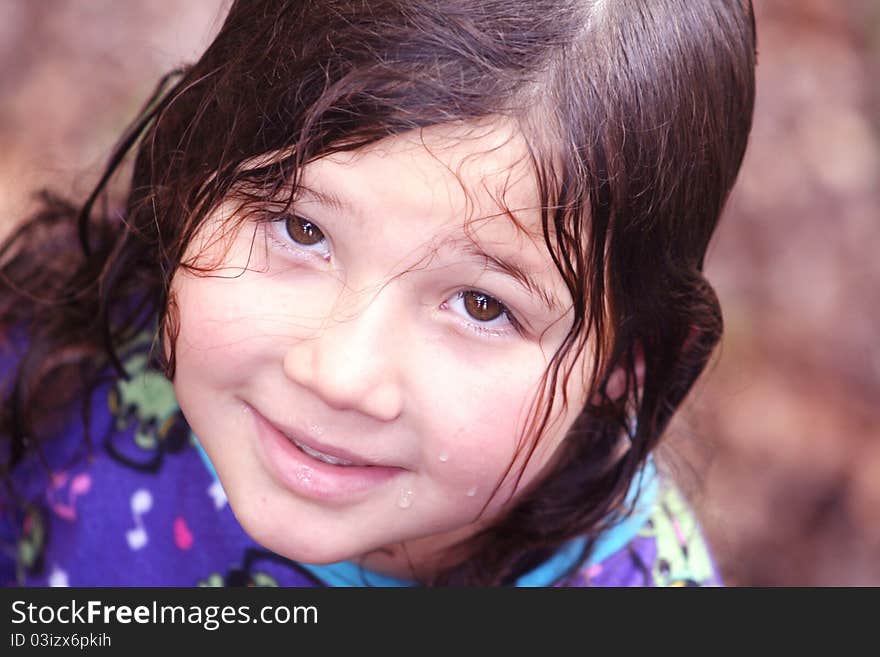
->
xmin=0 ymin=0 xmax=756 ymax=585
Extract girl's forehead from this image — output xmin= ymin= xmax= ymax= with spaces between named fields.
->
xmin=304 ymin=119 xmax=545 ymax=241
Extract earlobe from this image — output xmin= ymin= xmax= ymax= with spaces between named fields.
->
xmin=601 ymin=350 xmax=646 ymax=401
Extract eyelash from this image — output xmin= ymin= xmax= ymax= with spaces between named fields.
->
xmin=261 ymin=211 xmax=525 ymax=340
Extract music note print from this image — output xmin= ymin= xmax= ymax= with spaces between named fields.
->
xmin=208 ymin=479 xmax=227 ymax=510
xmin=48 ymin=564 xmax=70 ymax=587
xmin=46 ymin=471 xmax=92 ymax=521
xmin=125 ymin=489 xmax=153 ymax=551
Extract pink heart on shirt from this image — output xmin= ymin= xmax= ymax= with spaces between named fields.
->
xmin=173 ymin=516 xmax=194 ymax=551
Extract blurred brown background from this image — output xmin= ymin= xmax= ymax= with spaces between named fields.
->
xmin=1 ymin=1 xmax=877 ymax=585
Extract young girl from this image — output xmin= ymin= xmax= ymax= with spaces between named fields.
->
xmin=0 ymin=0 xmax=756 ymax=586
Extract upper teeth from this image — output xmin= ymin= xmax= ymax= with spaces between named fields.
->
xmin=293 ymin=439 xmax=356 ymax=466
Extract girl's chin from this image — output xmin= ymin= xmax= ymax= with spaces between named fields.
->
xmin=222 ymin=493 xmax=383 ymax=566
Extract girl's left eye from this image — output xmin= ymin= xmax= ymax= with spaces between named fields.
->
xmin=461 ymin=291 xmax=504 ymax=322
xmin=266 ymin=213 xmax=331 ymax=260
xmin=443 ymin=290 xmax=522 ymax=339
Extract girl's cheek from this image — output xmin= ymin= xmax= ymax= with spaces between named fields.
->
xmin=423 ymin=391 xmax=530 ymax=495
xmin=445 ymin=373 xmax=578 ymax=506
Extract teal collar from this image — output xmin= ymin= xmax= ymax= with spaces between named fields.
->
xmin=192 ymin=433 xmax=656 ymax=586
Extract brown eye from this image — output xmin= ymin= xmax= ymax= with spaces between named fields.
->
xmin=463 ymin=291 xmax=504 ymax=322
xmin=284 ymin=215 xmax=325 ymax=246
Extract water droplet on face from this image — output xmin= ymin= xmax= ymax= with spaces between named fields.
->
xmin=397 ymin=488 xmax=414 ymax=509
xmin=465 ymin=486 xmax=477 ymax=497
xmin=438 ymin=451 xmax=449 ymax=463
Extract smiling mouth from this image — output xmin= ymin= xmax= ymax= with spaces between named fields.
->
xmin=287 ymin=437 xmax=358 ymax=467
xmin=249 ymin=403 xmax=405 ymax=500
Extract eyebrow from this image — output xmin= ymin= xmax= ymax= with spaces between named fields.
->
xmin=295 ymin=185 xmax=354 ymax=215
xmin=443 ymin=238 xmax=563 ymax=314
xmin=295 ymin=186 xmax=563 ymax=314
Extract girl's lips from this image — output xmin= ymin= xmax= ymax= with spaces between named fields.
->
xmin=248 ymin=404 xmax=405 ymax=502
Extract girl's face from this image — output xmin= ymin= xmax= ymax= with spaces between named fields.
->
xmin=169 ymin=121 xmax=588 ymax=578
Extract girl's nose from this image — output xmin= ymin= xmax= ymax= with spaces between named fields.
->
xmin=281 ymin=290 xmax=405 ymax=422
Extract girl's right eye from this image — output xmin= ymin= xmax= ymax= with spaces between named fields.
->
xmin=266 ymin=212 xmax=331 ymax=261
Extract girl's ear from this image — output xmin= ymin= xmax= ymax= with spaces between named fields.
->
xmin=604 ymin=349 xmax=645 ymax=401
xmin=601 ymin=325 xmax=706 ymax=402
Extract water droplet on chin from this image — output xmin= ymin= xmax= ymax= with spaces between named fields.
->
xmin=466 ymin=486 xmax=477 ymax=497
xmin=397 ymin=488 xmax=414 ymax=509
xmin=438 ymin=451 xmax=449 ymax=463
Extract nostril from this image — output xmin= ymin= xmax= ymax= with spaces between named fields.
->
xmin=359 ymin=381 xmax=403 ymax=423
